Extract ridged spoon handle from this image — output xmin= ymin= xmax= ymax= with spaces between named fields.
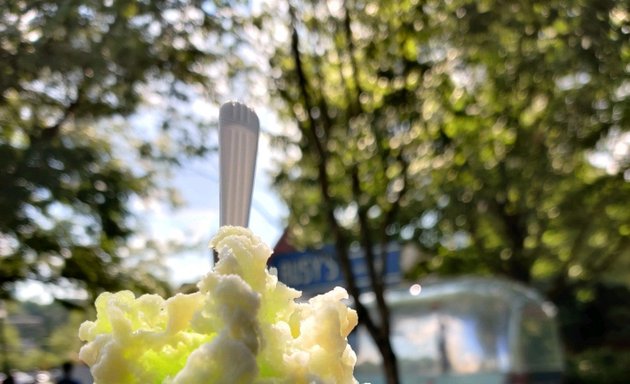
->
xmin=218 ymin=101 xmax=260 ymax=228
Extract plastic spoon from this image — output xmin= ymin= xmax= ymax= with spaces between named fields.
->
xmin=218 ymin=101 xmax=260 ymax=229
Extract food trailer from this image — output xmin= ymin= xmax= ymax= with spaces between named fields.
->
xmin=353 ymin=277 xmax=565 ymax=384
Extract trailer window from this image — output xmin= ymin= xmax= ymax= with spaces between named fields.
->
xmin=518 ymin=303 xmax=564 ymax=371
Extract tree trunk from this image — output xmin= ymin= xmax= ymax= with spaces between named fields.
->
xmin=376 ymin=331 xmax=400 ymax=384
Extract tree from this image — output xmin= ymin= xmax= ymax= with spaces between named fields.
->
xmin=264 ymin=0 xmax=629 ymax=382
xmin=0 ymin=0 xmax=240 ymax=302
xmin=265 ymin=0 xmax=440 ymax=381
xmin=402 ymin=6 xmax=630 ymax=371
xmin=408 ymin=0 xmax=630 ymax=292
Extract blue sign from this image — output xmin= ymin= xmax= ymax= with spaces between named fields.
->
xmin=268 ymin=246 xmax=401 ymax=296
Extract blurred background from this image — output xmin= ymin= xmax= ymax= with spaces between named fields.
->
xmin=0 ymin=0 xmax=628 ymax=383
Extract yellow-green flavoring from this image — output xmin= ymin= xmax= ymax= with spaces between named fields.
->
xmin=79 ymin=226 xmax=358 ymax=384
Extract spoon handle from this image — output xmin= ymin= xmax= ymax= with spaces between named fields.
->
xmin=219 ymin=101 xmax=260 ymax=228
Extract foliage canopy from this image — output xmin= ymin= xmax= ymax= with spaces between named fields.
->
xmin=269 ymin=0 xmax=630 ymax=296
